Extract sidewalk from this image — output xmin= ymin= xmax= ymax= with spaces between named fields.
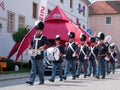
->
xmin=0 ymin=73 xmax=29 ymax=81
xmin=0 ymin=69 xmax=120 ymax=81
xmin=0 ymin=69 xmax=120 ymax=90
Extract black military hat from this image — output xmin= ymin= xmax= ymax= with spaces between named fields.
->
xmin=110 ymin=43 xmax=115 ymax=49
xmin=55 ymin=35 xmax=61 ymax=41
xmin=68 ymin=32 xmax=75 ymax=39
xmin=35 ymin=21 xmax=44 ymax=30
xmin=90 ymin=37 xmax=95 ymax=43
xmin=98 ymin=32 xmax=105 ymax=40
xmin=80 ymin=33 xmax=87 ymax=41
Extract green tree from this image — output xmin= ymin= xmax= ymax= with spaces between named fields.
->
xmin=12 ymin=26 xmax=29 ymax=42
xmin=12 ymin=26 xmax=30 ymax=69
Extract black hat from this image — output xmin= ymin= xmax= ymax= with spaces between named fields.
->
xmin=68 ymin=32 xmax=75 ymax=39
xmin=80 ymin=34 xmax=86 ymax=41
xmin=55 ymin=35 xmax=61 ymax=41
xmin=35 ymin=21 xmax=44 ymax=30
xmin=90 ymin=37 xmax=95 ymax=43
xmin=98 ymin=32 xmax=105 ymax=40
xmin=110 ymin=43 xmax=115 ymax=49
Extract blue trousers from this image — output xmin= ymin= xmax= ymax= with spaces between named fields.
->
xmin=87 ymin=59 xmax=96 ymax=76
xmin=106 ymin=61 xmax=110 ymax=74
xmin=96 ymin=57 xmax=106 ymax=77
xmin=63 ymin=60 xmax=76 ymax=78
xmin=110 ymin=62 xmax=115 ymax=74
xmin=51 ymin=62 xmax=62 ymax=80
xmin=76 ymin=60 xmax=87 ymax=77
xmin=29 ymin=59 xmax=44 ymax=83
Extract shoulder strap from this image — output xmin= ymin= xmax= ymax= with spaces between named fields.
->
xmin=80 ymin=45 xmax=86 ymax=56
xmin=111 ymin=51 xmax=115 ymax=60
xmin=89 ymin=46 xmax=96 ymax=57
xmin=67 ymin=42 xmax=75 ymax=52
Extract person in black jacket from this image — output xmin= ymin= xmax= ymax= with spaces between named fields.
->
xmin=49 ymin=35 xmax=65 ymax=82
xmin=63 ymin=32 xmax=78 ymax=80
xmin=95 ymin=32 xmax=108 ymax=79
xmin=108 ymin=43 xmax=117 ymax=74
xmin=87 ymin=37 xmax=97 ymax=77
xmin=26 ymin=22 xmax=50 ymax=85
xmin=76 ymin=34 xmax=88 ymax=78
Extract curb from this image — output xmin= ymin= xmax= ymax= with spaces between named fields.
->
xmin=0 ymin=73 xmax=29 ymax=81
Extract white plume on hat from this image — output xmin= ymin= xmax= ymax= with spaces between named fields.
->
xmin=98 ymin=32 xmax=102 ymax=37
xmin=68 ymin=32 xmax=71 ymax=36
xmin=35 ymin=20 xmax=40 ymax=26
xmin=80 ymin=33 xmax=83 ymax=38
xmin=56 ymin=35 xmax=60 ymax=38
xmin=110 ymin=43 xmax=115 ymax=47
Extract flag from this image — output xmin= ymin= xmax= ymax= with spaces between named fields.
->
xmin=15 ymin=0 xmax=48 ymax=61
xmin=8 ymin=42 xmax=20 ymax=58
xmin=0 ymin=1 xmax=5 ymax=10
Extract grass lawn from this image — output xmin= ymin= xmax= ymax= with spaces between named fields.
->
xmin=1 ymin=68 xmax=30 ymax=74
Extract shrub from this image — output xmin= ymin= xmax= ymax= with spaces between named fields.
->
xmin=3 ymin=58 xmax=15 ymax=71
xmin=15 ymin=62 xmax=30 ymax=69
xmin=12 ymin=26 xmax=29 ymax=42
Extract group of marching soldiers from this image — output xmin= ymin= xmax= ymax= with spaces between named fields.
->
xmin=48 ymin=31 xmax=117 ymax=82
xmin=26 ymin=22 xmax=117 ymax=85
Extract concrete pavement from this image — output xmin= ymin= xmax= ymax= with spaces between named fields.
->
xmin=0 ymin=73 xmax=29 ymax=81
xmin=0 ymin=69 xmax=120 ymax=90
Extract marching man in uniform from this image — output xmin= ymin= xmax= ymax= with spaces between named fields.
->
xmin=87 ymin=37 xmax=97 ymax=77
xmin=95 ymin=32 xmax=108 ymax=79
xmin=26 ymin=22 xmax=50 ymax=85
xmin=108 ymin=43 xmax=117 ymax=74
xmin=49 ymin=35 xmax=65 ymax=82
xmin=63 ymin=32 xmax=78 ymax=80
xmin=76 ymin=34 xmax=89 ymax=78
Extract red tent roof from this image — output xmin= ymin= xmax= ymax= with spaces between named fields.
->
xmin=45 ymin=6 xmax=70 ymax=22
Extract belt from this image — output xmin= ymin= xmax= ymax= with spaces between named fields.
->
xmin=98 ymin=54 xmax=106 ymax=56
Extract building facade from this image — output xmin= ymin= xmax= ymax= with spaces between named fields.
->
xmin=0 ymin=0 xmax=90 ymax=60
xmin=89 ymin=1 xmax=120 ymax=49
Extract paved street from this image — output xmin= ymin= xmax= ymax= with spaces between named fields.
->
xmin=0 ymin=69 xmax=120 ymax=90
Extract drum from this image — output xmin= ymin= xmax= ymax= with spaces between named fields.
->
xmin=28 ymin=49 xmax=41 ymax=56
xmin=46 ymin=47 xmax=60 ymax=61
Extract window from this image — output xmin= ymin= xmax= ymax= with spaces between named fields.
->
xmin=60 ymin=0 xmax=64 ymax=3
xmin=78 ymin=3 xmax=81 ymax=13
xmin=76 ymin=18 xmax=80 ymax=26
xmin=19 ymin=15 xmax=25 ymax=28
xmin=70 ymin=0 xmax=73 ymax=8
xmin=83 ymin=25 xmax=85 ymax=30
xmin=106 ymin=17 xmax=111 ymax=24
xmin=33 ymin=2 xmax=38 ymax=19
xmin=7 ymin=11 xmax=15 ymax=33
xmin=83 ymin=6 xmax=85 ymax=16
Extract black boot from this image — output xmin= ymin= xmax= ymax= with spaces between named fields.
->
xmin=95 ymin=76 xmax=99 ymax=79
xmin=59 ymin=78 xmax=63 ymax=81
xmin=101 ymin=76 xmax=105 ymax=79
xmin=48 ymin=79 xmax=54 ymax=82
xmin=25 ymin=81 xmax=33 ymax=85
xmin=76 ymin=75 xmax=79 ymax=78
xmin=63 ymin=77 xmax=67 ymax=80
xmin=72 ymin=77 xmax=76 ymax=80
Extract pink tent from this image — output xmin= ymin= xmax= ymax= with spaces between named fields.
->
xmin=15 ymin=6 xmax=90 ymax=61
xmin=43 ymin=6 xmax=90 ymax=44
